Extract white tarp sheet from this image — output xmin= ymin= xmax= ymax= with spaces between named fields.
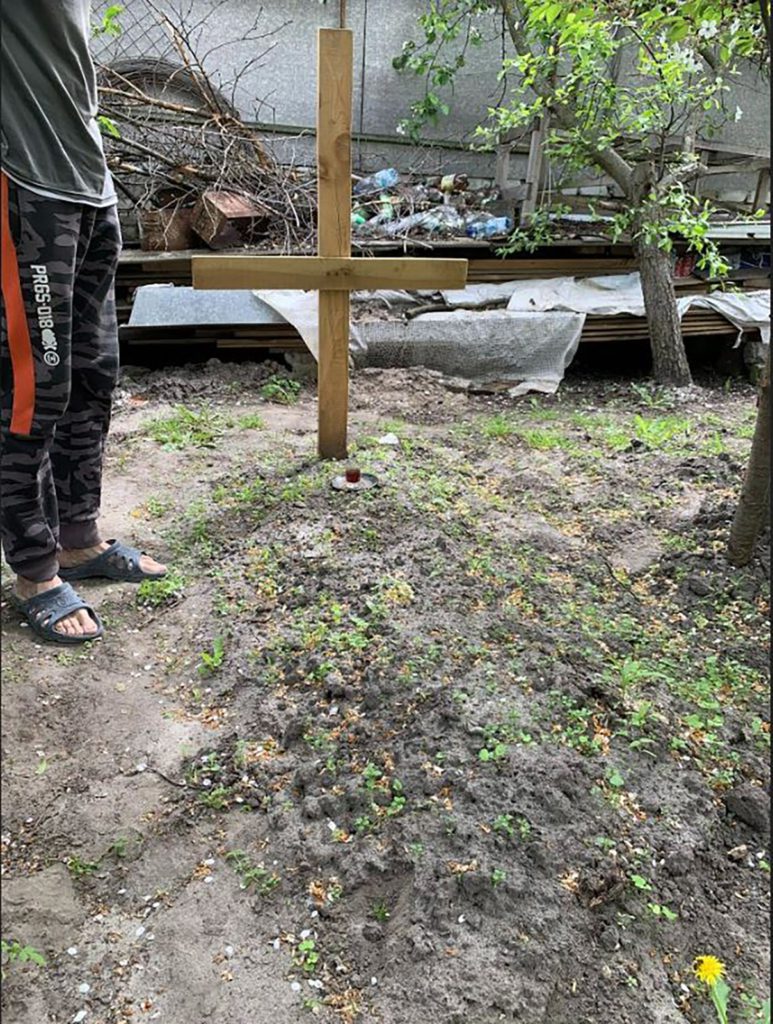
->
xmin=502 ymin=274 xmax=771 ymax=346
xmin=256 ymin=273 xmax=769 ymax=396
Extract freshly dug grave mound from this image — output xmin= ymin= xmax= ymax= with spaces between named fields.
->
xmin=1 ymin=364 xmax=768 ymax=1024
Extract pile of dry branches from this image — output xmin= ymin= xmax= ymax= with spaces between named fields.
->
xmin=96 ymin=0 xmax=317 ymax=251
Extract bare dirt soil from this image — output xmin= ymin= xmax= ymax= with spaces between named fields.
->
xmin=1 ymin=361 xmax=769 ymax=1024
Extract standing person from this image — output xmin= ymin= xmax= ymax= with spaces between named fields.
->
xmin=1 ymin=1 xmax=166 ymax=644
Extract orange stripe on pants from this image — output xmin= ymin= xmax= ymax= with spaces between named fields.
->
xmin=1 ymin=172 xmax=36 ymax=436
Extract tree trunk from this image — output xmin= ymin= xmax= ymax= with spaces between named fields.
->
xmin=635 ymin=235 xmax=693 ymax=386
xmin=728 ymin=346 xmax=771 ymax=566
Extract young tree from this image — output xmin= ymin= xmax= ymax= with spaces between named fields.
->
xmin=727 ymin=345 xmax=770 ymax=566
xmin=727 ymin=0 xmax=770 ymax=567
xmin=395 ymin=0 xmax=767 ymax=385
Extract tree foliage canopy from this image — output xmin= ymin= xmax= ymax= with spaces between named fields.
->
xmin=395 ymin=1 xmax=768 ymax=267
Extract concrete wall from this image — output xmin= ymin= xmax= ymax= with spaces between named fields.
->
xmin=93 ymin=0 xmax=770 ymax=189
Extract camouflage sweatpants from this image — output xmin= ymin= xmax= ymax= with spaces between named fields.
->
xmin=1 ymin=174 xmax=120 ymax=582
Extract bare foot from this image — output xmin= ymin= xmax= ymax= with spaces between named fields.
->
xmin=15 ymin=575 xmax=99 ymax=637
xmin=59 ymin=541 xmax=167 ymax=577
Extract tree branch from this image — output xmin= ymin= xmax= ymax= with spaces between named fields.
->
xmin=497 ymin=0 xmax=634 ymax=195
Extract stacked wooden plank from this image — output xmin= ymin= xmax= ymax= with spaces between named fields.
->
xmin=116 ymin=245 xmax=765 ymax=352
xmin=583 ymin=309 xmax=743 ymax=344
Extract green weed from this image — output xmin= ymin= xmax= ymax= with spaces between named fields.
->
xmin=225 ymin=850 xmax=280 ymax=895
xmin=260 ymin=376 xmax=301 ymax=404
xmin=647 ymin=902 xmax=678 ymax=921
xmin=1 ymin=940 xmax=46 ymax=976
xmin=371 ymin=900 xmax=390 ymax=922
xmin=146 ymin=405 xmax=228 ymax=450
xmin=294 ymin=938 xmax=320 ymax=973
xmin=199 ymin=637 xmax=225 ymax=675
xmin=238 ymin=412 xmax=266 ymax=429
xmin=482 ymin=414 xmax=515 ymax=439
xmin=632 ymin=414 xmax=691 ymax=449
xmin=66 ymin=856 xmax=99 ymax=877
xmin=137 ymin=569 xmax=185 ymax=608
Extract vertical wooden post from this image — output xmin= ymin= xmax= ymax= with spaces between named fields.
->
xmin=753 ymin=167 xmax=770 ymax=212
xmin=317 ymin=28 xmax=353 ymax=460
xmin=519 ymin=116 xmax=547 ymax=226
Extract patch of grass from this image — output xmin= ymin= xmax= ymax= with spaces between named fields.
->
xmin=144 ymin=496 xmax=173 ymax=518
xmin=137 ymin=569 xmax=185 ymax=608
xmin=107 ymin=837 xmax=129 ymax=860
xmin=198 ymin=785 xmax=232 ymax=810
xmin=631 ymin=414 xmax=691 ymax=449
xmin=225 ymin=850 xmax=280 ymax=895
xmin=66 ymin=855 xmax=99 ymax=877
xmin=146 ymin=405 xmax=228 ymax=450
xmin=630 ymin=382 xmax=671 ymax=409
xmin=260 ymin=376 xmax=302 ymax=405
xmin=519 ymin=427 xmax=571 ymax=451
xmin=371 ymin=900 xmax=390 ymax=922
xmin=481 ymin=414 xmax=515 ymax=439
xmin=237 ymin=412 xmax=265 ymax=429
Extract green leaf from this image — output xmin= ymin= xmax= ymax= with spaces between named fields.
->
xmin=711 ymin=977 xmax=730 ymax=1023
xmin=607 ymin=768 xmax=625 ymax=788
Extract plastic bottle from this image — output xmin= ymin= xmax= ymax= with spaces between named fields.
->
xmin=465 ymin=215 xmax=513 ymax=239
xmin=353 ymin=168 xmax=400 ymax=195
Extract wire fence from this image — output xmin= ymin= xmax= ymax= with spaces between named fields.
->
xmin=92 ymin=0 xmax=175 ymax=63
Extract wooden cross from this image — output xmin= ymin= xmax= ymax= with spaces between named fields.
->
xmin=192 ymin=28 xmax=468 ymax=459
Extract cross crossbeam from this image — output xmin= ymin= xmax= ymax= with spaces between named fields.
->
xmin=193 ymin=29 xmax=468 ymax=459
xmin=191 ymin=256 xmax=468 ymax=292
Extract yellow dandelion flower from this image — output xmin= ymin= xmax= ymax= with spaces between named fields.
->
xmin=694 ymin=955 xmax=725 ymax=987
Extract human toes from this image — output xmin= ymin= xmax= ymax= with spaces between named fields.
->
xmin=75 ymin=609 xmax=99 ymax=635
xmin=55 ymin=615 xmax=77 ymax=636
xmin=140 ymin=554 xmax=166 ymax=575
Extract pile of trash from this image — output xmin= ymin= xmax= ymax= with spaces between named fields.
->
xmin=351 ymin=168 xmax=512 ymax=240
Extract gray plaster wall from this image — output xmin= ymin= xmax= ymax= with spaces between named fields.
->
xmin=93 ymin=0 xmax=769 ymax=184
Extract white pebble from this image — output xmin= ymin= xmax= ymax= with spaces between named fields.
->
xmin=290 ymin=981 xmax=302 ymax=993
xmin=78 ymin=983 xmax=90 ymax=995
xmin=299 ymin=929 xmax=312 ymax=940
xmin=135 ymin=926 xmax=146 ymax=938
xmin=66 ymin=947 xmax=78 ymax=956
xmin=271 ymin=938 xmax=281 ymax=951
xmin=224 ymin=946 xmax=234 ymax=958
xmin=134 ymin=763 xmax=147 ymax=773
xmin=371 ymin=977 xmax=378 ymax=986
xmin=72 ymin=1012 xmax=87 ymax=1024
xmin=457 ymin=914 xmax=465 ymax=924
